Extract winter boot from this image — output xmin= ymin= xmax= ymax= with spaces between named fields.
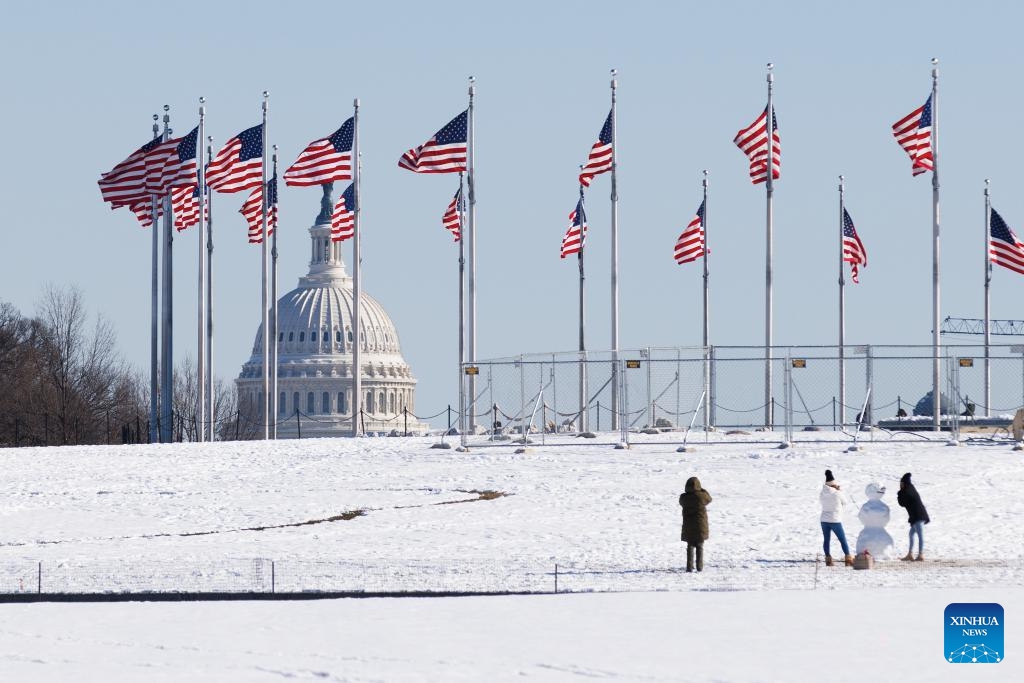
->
xmin=825 ymin=555 xmax=834 ymax=567
xmin=844 ymin=555 xmax=855 ymax=567
xmin=901 ymin=551 xmax=915 ymax=561
xmin=915 ymin=554 xmax=925 ymax=562
xmin=686 ymin=545 xmax=694 ymax=573
xmin=696 ymin=545 xmax=704 ymax=572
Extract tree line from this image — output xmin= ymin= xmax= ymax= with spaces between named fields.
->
xmin=0 ymin=285 xmax=242 ymax=448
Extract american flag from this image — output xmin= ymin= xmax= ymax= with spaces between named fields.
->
xmin=331 ymin=183 xmax=356 ymax=242
xmin=98 ymin=137 xmax=162 ymax=207
xmin=145 ymin=126 xmax=199 ymax=194
xmin=578 ymin=111 xmax=613 ymax=188
xmin=674 ymin=200 xmax=706 ymax=265
xmin=129 ymin=186 xmax=201 ymax=232
xmin=240 ymin=175 xmax=278 ymax=244
xmin=208 ymin=124 xmax=264 ymax=193
xmin=442 ymin=186 xmax=462 ymax=242
xmin=989 ymin=208 xmax=1024 ymax=276
xmin=734 ymin=106 xmax=780 ymax=184
xmin=892 ymin=95 xmax=934 ymax=176
xmin=398 ymin=110 xmax=468 ymax=173
xmin=175 ymin=186 xmax=204 ymax=232
xmin=560 ymin=195 xmax=587 ymax=258
xmin=284 ymin=117 xmax=354 ymax=187
xmin=842 ymin=208 xmax=868 ymax=283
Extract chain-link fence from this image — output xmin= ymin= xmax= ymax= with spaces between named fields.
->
xmin=2 ymin=556 xmax=1021 ymax=598
xmin=456 ymin=345 xmax=1024 ymax=448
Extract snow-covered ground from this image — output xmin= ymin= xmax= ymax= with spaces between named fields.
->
xmin=1 ymin=431 xmax=1022 ymax=680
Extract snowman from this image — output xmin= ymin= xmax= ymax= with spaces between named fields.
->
xmin=855 ymin=482 xmax=894 ymax=558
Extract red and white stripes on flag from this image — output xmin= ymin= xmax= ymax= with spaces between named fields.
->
xmin=398 ymin=110 xmax=468 ymax=174
xmin=240 ymin=177 xmax=277 ymax=244
xmin=331 ymin=183 xmax=355 ymax=242
xmin=129 ymin=186 xmax=203 ymax=232
xmin=98 ymin=137 xmax=162 ymax=208
xmin=989 ymin=208 xmax=1024 ymax=276
xmin=842 ymin=208 xmax=868 ymax=284
xmin=578 ymin=111 xmax=613 ymax=188
xmin=442 ymin=186 xmax=462 ymax=242
xmin=674 ymin=200 xmax=706 ymax=265
xmin=284 ymin=118 xmax=354 ymax=187
xmin=561 ymin=196 xmax=587 ymax=258
xmin=892 ymin=94 xmax=934 ymax=177
xmin=207 ymin=124 xmax=264 ymax=193
xmin=733 ymin=106 xmax=780 ymax=184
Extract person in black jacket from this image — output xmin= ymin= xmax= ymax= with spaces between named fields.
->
xmin=897 ymin=472 xmax=930 ymax=561
xmin=679 ymin=476 xmax=712 ymax=572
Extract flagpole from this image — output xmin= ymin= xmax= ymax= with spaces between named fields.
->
xmin=578 ymin=183 xmax=588 ymax=433
xmin=271 ymin=145 xmax=279 ymax=439
xmin=702 ymin=170 xmax=711 ymax=431
xmin=457 ymin=171 xmax=466 ymax=439
xmin=609 ymin=68 xmax=620 ymax=433
xmin=764 ymin=63 xmax=775 ymax=429
xmin=260 ymin=91 xmax=270 ymax=440
xmin=206 ymin=135 xmax=214 ymax=440
xmin=466 ymin=76 xmax=477 ymax=431
xmin=160 ymin=105 xmax=174 ymax=443
xmin=352 ymin=98 xmax=362 ymax=437
xmin=930 ymin=58 xmax=941 ymax=432
xmin=197 ymin=98 xmax=207 ymax=442
xmin=150 ymin=114 xmax=160 ymax=444
xmin=838 ymin=175 xmax=846 ymax=429
xmin=984 ymin=179 xmax=991 ymax=417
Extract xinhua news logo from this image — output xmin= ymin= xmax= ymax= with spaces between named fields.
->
xmin=944 ymin=603 xmax=1003 ymax=663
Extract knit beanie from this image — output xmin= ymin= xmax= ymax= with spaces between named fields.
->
xmin=901 ymin=472 xmax=912 ymax=485
xmin=825 ymin=469 xmax=835 ymax=482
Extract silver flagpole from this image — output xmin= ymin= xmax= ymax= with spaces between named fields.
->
xmin=150 ymin=114 xmax=160 ymax=443
xmin=467 ymin=77 xmax=477 ymax=431
xmin=352 ymin=98 xmax=363 ymax=437
xmin=702 ymin=170 xmax=710 ymax=431
xmin=206 ymin=136 xmax=214 ymax=440
xmin=838 ymin=175 xmax=846 ymax=429
xmin=160 ymin=105 xmax=174 ymax=443
xmin=197 ymin=98 xmax=206 ymax=442
xmin=984 ymin=179 xmax=991 ymax=417
xmin=271 ymin=145 xmax=279 ymax=439
xmin=930 ymin=58 xmax=941 ymax=432
xmin=458 ymin=171 xmax=466 ymax=439
xmin=578 ymin=183 xmax=588 ymax=433
xmin=764 ymin=63 xmax=775 ymax=429
xmin=261 ymin=91 xmax=270 ymax=440
xmin=609 ymin=68 xmax=620 ymax=432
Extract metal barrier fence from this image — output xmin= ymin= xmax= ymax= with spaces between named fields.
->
xmin=458 ymin=345 xmax=1024 ymax=447
xmin=2 ymin=556 xmax=1021 ymax=597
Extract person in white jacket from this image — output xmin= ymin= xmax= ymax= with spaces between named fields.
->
xmin=820 ymin=469 xmax=853 ymax=567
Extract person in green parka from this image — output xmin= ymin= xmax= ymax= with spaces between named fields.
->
xmin=679 ymin=476 xmax=712 ymax=572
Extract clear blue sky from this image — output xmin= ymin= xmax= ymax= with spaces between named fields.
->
xmin=1 ymin=0 xmax=1022 ymax=416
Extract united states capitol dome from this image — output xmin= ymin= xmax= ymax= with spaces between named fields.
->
xmin=236 ymin=186 xmax=428 ymax=437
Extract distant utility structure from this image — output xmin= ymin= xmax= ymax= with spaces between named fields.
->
xmin=941 ymin=316 xmax=1024 ymax=336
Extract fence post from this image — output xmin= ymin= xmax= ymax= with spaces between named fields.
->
xmin=38 ymin=561 xmax=41 ymax=594
xmin=296 ymin=410 xmax=301 ymax=439
xmin=271 ymin=560 xmax=276 ymax=594
xmin=832 ymin=397 xmax=836 ymax=431
xmin=404 ymin=407 xmax=408 ymax=437
xmin=106 ymin=411 xmax=110 ymax=445
xmin=447 ymin=404 xmax=452 ymax=435
xmin=596 ymin=400 xmax=600 ymax=432
xmin=554 ymin=563 xmax=558 ymax=594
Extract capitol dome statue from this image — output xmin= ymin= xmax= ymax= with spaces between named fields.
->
xmin=236 ymin=185 xmax=428 ymax=438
